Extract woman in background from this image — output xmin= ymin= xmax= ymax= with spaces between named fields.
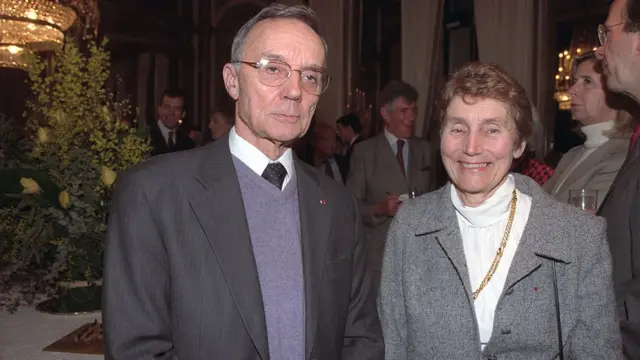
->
xmin=543 ymin=51 xmax=632 ymax=208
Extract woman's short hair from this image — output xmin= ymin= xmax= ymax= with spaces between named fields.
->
xmin=571 ymin=51 xmax=634 ymax=139
xmin=439 ymin=62 xmax=533 ymax=146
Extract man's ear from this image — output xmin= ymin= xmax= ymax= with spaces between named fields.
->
xmin=380 ymin=106 xmax=390 ymax=125
xmin=223 ymin=64 xmax=240 ymax=100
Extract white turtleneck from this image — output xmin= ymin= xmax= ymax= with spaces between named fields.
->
xmin=551 ymin=120 xmax=614 ymax=194
xmin=451 ymin=174 xmax=532 ymax=349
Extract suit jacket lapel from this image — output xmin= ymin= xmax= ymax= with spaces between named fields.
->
xmin=149 ymin=123 xmax=169 ymax=153
xmin=295 ymin=160 xmax=331 ymax=359
xmin=600 ymin=139 xmax=637 ymax=211
xmin=376 ymin=134 xmax=407 ymax=192
xmin=190 ymin=138 xmax=269 ymax=360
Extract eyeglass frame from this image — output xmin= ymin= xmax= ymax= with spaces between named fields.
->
xmin=598 ymin=22 xmax=626 ymax=45
xmin=232 ymin=59 xmax=331 ymax=95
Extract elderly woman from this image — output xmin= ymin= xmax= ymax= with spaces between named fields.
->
xmin=378 ymin=62 xmax=622 ymax=359
xmin=543 ymin=51 xmax=632 ymax=208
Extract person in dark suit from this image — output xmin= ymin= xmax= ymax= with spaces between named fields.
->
xmin=103 ymin=4 xmax=383 ymax=360
xmin=596 ymin=0 xmax=640 ymax=357
xmin=309 ymin=121 xmax=346 ymax=183
xmin=336 ymin=112 xmax=363 ymax=179
xmin=337 ymin=112 xmax=363 ymax=158
xmin=149 ymin=88 xmax=195 ymax=156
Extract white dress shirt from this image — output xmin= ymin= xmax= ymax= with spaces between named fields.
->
xmin=228 ymin=126 xmax=295 ymax=190
xmin=157 ymin=120 xmax=175 ymax=145
xmin=451 ymin=174 xmax=532 ymax=349
xmin=384 ymin=128 xmax=409 ymax=176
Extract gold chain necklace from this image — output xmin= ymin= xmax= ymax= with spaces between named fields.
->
xmin=471 ymin=189 xmax=518 ymax=300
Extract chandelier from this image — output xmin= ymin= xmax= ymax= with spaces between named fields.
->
xmin=554 ymin=24 xmax=599 ymax=111
xmin=0 ymin=0 xmax=98 ymax=69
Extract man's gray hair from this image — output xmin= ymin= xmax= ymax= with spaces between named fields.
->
xmin=230 ymin=4 xmax=328 ymax=64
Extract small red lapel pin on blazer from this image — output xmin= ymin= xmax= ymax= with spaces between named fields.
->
xmin=320 ymin=200 xmax=327 ymax=205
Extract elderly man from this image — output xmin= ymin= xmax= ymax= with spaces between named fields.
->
xmin=346 ymin=80 xmax=433 ymax=292
xmin=596 ymin=0 xmax=640 ymax=357
xmin=103 ymin=4 xmax=383 ymax=360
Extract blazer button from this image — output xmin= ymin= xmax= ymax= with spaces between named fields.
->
xmin=501 ymin=328 xmax=512 ymax=335
xmin=504 ymin=288 xmax=514 ymax=295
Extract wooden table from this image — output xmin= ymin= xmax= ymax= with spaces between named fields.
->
xmin=0 ymin=306 xmax=103 ymax=360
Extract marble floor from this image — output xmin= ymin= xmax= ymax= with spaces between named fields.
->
xmin=0 ymin=307 xmax=103 ymax=360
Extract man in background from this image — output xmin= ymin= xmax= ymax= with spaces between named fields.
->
xmin=347 ymin=80 xmax=432 ymax=292
xmin=149 ymin=88 xmax=195 ymax=156
xmin=596 ymin=0 xmax=640 ymax=357
xmin=311 ymin=121 xmax=346 ymax=183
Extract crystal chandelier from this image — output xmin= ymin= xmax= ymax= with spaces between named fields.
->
xmin=554 ymin=24 xmax=599 ymax=111
xmin=0 ymin=0 xmax=78 ymax=69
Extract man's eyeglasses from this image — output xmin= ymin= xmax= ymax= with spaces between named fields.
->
xmin=233 ymin=59 xmax=331 ymax=95
xmin=598 ymin=22 xmax=625 ymax=45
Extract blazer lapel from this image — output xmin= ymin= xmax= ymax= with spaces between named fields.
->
xmin=544 ymin=147 xmax=580 ymax=195
xmin=415 ymin=186 xmax=473 ymax=301
xmin=601 ymin=138 xmax=638 ymax=210
xmin=503 ymin=175 xmax=574 ymax=291
xmin=190 ymin=139 xmax=269 ymax=360
xmin=149 ymin=123 xmax=169 ymax=153
xmin=554 ymin=141 xmax=620 ymax=197
xmin=295 ymin=160 xmax=331 ymax=359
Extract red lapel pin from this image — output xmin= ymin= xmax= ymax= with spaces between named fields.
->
xmin=320 ymin=200 xmax=327 ymax=205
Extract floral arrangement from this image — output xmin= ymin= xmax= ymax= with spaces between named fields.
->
xmin=0 ymin=38 xmax=151 ymax=312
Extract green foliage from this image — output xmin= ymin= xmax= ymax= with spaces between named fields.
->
xmin=0 ymin=38 xmax=151 ymax=311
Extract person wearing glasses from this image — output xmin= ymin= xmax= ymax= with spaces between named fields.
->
xmin=103 ymin=4 xmax=384 ymax=360
xmin=378 ymin=62 xmax=622 ymax=359
xmin=596 ymin=0 xmax=640 ymax=357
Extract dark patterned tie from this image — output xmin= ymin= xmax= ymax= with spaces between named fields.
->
xmin=261 ymin=162 xmax=287 ymax=190
xmin=168 ymin=131 xmax=175 ymax=152
xmin=396 ymin=139 xmax=406 ymax=177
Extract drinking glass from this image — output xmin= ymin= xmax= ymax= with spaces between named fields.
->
xmin=568 ymin=189 xmax=598 ymax=214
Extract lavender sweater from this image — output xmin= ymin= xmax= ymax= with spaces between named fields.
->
xmin=233 ymin=156 xmax=305 ymax=360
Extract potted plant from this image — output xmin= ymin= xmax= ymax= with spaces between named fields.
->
xmin=0 ymin=38 xmax=151 ymax=313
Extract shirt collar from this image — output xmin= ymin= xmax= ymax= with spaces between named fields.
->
xmin=384 ymin=127 xmax=408 ymax=147
xmin=228 ymin=126 xmax=295 ymax=185
xmin=157 ymin=120 xmax=173 ymax=140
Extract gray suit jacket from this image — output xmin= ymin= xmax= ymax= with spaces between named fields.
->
xmin=103 ymin=136 xmax=384 ymax=360
xmin=346 ymin=133 xmax=432 ymax=274
xmin=544 ymin=139 xmax=628 ymax=208
xmin=379 ymin=174 xmax=622 ymax=359
xmin=599 ymin=139 xmax=640 ymax=359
